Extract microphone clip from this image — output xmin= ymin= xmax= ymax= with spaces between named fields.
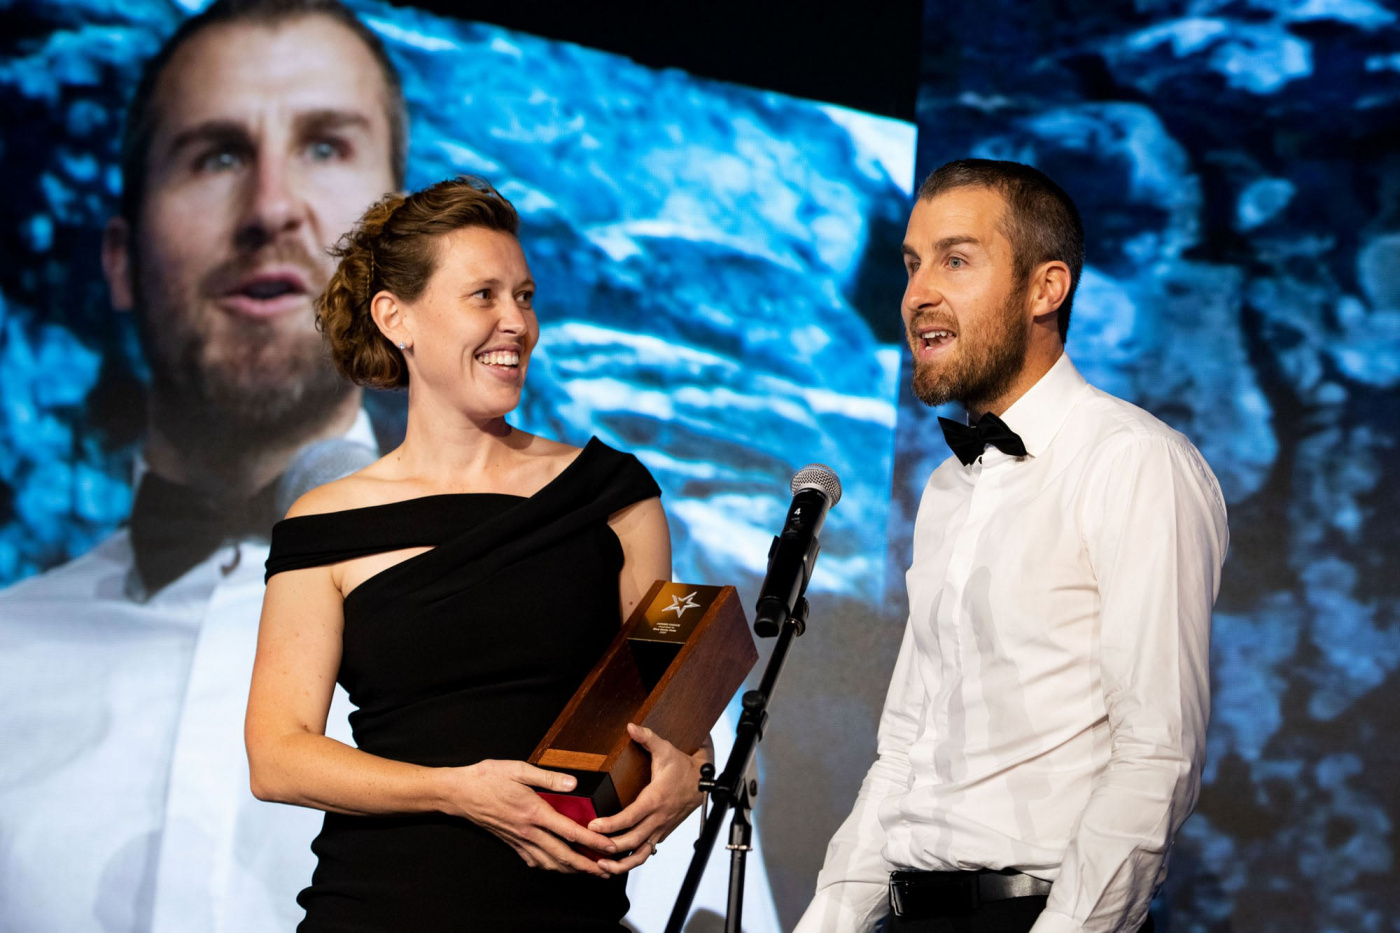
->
xmin=754 ymin=594 xmax=809 ymax=639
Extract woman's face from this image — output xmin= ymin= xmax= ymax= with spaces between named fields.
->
xmin=398 ymin=226 xmax=539 ymax=421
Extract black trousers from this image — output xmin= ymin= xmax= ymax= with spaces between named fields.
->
xmin=887 ymin=896 xmax=1156 ymax=933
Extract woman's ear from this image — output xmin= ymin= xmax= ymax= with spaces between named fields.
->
xmin=370 ymin=291 xmax=411 ymax=351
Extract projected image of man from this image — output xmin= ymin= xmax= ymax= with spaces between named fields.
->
xmin=0 ymin=1 xmax=402 ymax=929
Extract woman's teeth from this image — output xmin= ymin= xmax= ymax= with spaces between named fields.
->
xmin=476 ymin=350 xmax=519 ymax=367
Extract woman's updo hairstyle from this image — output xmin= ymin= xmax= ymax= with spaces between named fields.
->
xmin=318 ymin=175 xmax=520 ymax=388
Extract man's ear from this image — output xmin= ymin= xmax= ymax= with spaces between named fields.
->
xmin=102 ymin=217 xmax=135 ymax=312
xmin=1028 ymin=260 xmax=1071 ymax=322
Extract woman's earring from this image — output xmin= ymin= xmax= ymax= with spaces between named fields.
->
xmin=396 ymin=341 xmax=406 ymax=349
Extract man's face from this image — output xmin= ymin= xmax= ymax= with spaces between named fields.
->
xmin=106 ymin=15 xmax=397 ymax=434
xmin=900 ymin=186 xmax=1030 ymax=411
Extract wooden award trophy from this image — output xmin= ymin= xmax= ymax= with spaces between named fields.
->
xmin=529 ymin=581 xmax=758 ymax=825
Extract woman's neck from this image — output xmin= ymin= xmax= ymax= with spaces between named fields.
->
xmin=386 ymin=391 xmax=526 ymax=490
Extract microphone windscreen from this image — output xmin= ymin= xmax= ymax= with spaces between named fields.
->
xmin=790 ymin=464 xmax=842 ymax=507
xmin=275 ymin=438 xmax=379 ymax=518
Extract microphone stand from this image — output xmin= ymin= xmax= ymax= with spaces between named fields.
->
xmin=665 ymin=596 xmax=810 ymax=933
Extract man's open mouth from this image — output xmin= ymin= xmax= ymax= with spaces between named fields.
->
xmin=218 ymin=268 xmax=313 ymax=317
xmin=238 ymin=277 xmax=305 ymax=300
xmin=919 ymin=329 xmax=955 ymax=349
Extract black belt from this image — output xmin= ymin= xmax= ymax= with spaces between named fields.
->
xmin=889 ymin=869 xmax=1053 ymax=919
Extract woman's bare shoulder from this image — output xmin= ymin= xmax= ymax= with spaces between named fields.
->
xmin=283 ymin=458 xmax=403 ymax=519
xmin=510 ymin=431 xmax=584 ymax=477
xmin=514 ymin=431 xmax=579 ymax=459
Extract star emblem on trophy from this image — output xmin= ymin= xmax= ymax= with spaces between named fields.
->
xmin=663 ymin=591 xmax=701 ymax=618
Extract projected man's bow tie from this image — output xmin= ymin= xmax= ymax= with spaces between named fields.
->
xmin=128 ymin=472 xmax=281 ymax=598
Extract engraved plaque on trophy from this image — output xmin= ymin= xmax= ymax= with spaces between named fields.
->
xmin=529 ymin=581 xmax=758 ymax=825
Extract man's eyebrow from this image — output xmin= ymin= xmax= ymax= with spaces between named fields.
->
xmin=163 ymin=109 xmax=373 ymax=160
xmin=294 ymin=108 xmax=373 ymax=136
xmin=164 ymin=120 xmax=249 ymax=160
xmin=901 ymin=236 xmax=983 ymax=261
xmin=933 ymin=235 xmax=982 ymax=252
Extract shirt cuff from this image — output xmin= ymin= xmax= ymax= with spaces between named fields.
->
xmin=794 ymin=883 xmax=888 ymax=933
xmin=1029 ymin=909 xmax=1084 ymax=933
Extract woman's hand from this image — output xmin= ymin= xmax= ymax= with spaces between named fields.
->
xmin=586 ymin=723 xmax=712 ymax=874
xmin=446 ymin=759 xmax=620 ymax=877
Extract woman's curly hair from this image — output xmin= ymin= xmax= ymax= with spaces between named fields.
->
xmin=317 ymin=175 xmax=520 ymax=388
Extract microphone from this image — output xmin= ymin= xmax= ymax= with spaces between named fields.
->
xmin=753 ymin=464 xmax=842 ymax=637
xmin=275 ymin=437 xmax=379 ymax=518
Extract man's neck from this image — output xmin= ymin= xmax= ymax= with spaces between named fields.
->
xmin=143 ymin=391 xmax=362 ymax=498
xmin=968 ymin=343 xmax=1064 ymax=420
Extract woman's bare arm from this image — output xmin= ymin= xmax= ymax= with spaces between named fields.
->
xmin=244 ymin=493 xmax=621 ymax=876
xmin=609 ymin=495 xmax=672 ymax=615
xmin=593 ymin=494 xmax=711 ymax=874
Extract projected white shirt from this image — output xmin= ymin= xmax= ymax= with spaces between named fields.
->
xmin=0 ymin=412 xmax=377 ymax=933
xmin=796 ymin=354 xmax=1229 ymax=933
xmin=0 ymin=407 xmax=782 ymax=933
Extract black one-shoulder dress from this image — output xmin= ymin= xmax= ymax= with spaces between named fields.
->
xmin=264 ymin=438 xmax=661 ymax=932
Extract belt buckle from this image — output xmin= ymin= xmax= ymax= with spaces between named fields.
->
xmin=961 ymin=872 xmax=981 ymax=913
xmin=888 ymin=875 xmax=906 ymax=918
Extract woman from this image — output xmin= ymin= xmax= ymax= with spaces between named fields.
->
xmin=245 ymin=176 xmax=706 ymax=931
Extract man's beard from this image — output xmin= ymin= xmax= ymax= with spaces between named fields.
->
xmin=910 ymin=285 xmax=1030 ymax=411
xmin=134 ymin=245 xmax=354 ymax=465
xmin=145 ymin=316 xmax=352 ymax=455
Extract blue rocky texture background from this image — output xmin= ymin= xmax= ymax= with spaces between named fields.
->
xmin=0 ymin=1 xmax=912 ymax=925
xmin=897 ymin=1 xmax=1400 ymax=930
xmin=0 ymin=0 xmax=912 ymax=601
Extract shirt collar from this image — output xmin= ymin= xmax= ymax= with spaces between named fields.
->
xmin=995 ymin=352 xmax=1089 ymax=458
xmin=343 ymin=407 xmax=378 ymax=448
xmin=124 ymin=408 xmax=380 ymax=601
xmin=130 ymin=408 xmax=377 ymax=486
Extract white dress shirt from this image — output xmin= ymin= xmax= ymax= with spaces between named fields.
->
xmin=0 ymin=414 xmax=373 ymax=933
xmin=797 ymin=354 xmax=1229 ymax=933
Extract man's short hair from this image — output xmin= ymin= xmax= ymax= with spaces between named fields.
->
xmin=118 ymin=0 xmax=409 ymax=226
xmin=918 ymin=159 xmax=1084 ymax=342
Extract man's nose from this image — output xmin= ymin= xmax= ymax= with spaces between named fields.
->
xmin=903 ymin=269 xmax=943 ymax=317
xmin=234 ymin=156 xmax=303 ymax=251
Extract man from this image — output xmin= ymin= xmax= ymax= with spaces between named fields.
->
xmin=0 ymin=2 xmax=402 ymax=929
xmin=796 ymin=160 xmax=1229 ymax=933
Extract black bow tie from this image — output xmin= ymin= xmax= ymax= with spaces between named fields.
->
xmin=128 ymin=472 xmax=281 ymax=599
xmin=938 ymin=412 xmax=1028 ymax=466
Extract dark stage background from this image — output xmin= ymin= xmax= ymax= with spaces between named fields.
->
xmin=1 ymin=1 xmax=1397 ymax=931
xmin=892 ymin=4 xmax=1400 ymax=932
